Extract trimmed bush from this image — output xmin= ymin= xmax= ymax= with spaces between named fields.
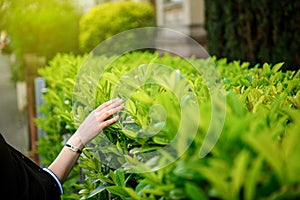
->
xmin=79 ymin=1 xmax=155 ymax=53
xmin=37 ymin=52 xmax=300 ymax=199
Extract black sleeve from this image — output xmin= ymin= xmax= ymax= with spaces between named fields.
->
xmin=0 ymin=133 xmax=61 ymax=200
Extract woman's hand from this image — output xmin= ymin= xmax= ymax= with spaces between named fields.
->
xmin=49 ymin=98 xmax=124 ymax=183
xmin=70 ymin=98 xmax=124 ymax=147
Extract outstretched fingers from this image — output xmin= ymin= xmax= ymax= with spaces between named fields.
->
xmin=99 ymin=115 xmax=120 ymax=130
xmin=96 ymin=98 xmax=123 ymax=112
xmin=96 ymin=98 xmax=124 ymax=127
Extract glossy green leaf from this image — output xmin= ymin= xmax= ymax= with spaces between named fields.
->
xmin=87 ymin=184 xmax=107 ymax=198
xmin=106 ymin=186 xmax=129 ymax=198
xmin=231 ymin=150 xmax=249 ymax=196
xmin=185 ymin=182 xmax=208 ymax=200
xmin=115 ymin=169 xmax=125 ymax=187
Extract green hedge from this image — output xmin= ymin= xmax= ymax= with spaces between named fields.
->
xmin=37 ymin=52 xmax=300 ymax=199
xmin=79 ymin=1 xmax=155 ymax=53
xmin=205 ymin=0 xmax=300 ymax=71
xmin=36 ymin=54 xmax=85 ymax=195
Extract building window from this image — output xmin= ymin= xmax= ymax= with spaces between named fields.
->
xmin=164 ymin=0 xmax=182 ymax=4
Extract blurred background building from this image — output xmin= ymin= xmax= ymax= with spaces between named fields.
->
xmin=155 ymin=0 xmax=207 ymax=57
xmin=75 ymin=0 xmax=207 ymax=57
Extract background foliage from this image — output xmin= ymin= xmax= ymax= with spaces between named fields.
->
xmin=37 ymin=51 xmax=300 ymax=199
xmin=79 ymin=1 xmax=155 ymax=53
xmin=4 ymin=0 xmax=81 ymax=60
xmin=205 ymin=0 xmax=300 ymax=71
xmin=0 ymin=0 xmax=8 ymax=30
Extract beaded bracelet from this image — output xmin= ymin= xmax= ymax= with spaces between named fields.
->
xmin=65 ymin=143 xmax=82 ymax=154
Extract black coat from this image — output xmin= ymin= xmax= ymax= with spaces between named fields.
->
xmin=0 ymin=133 xmax=61 ymax=200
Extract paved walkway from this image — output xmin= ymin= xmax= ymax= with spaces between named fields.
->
xmin=0 ymin=53 xmax=28 ymax=153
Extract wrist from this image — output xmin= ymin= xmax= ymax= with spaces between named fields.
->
xmin=67 ymin=132 xmax=85 ymax=150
